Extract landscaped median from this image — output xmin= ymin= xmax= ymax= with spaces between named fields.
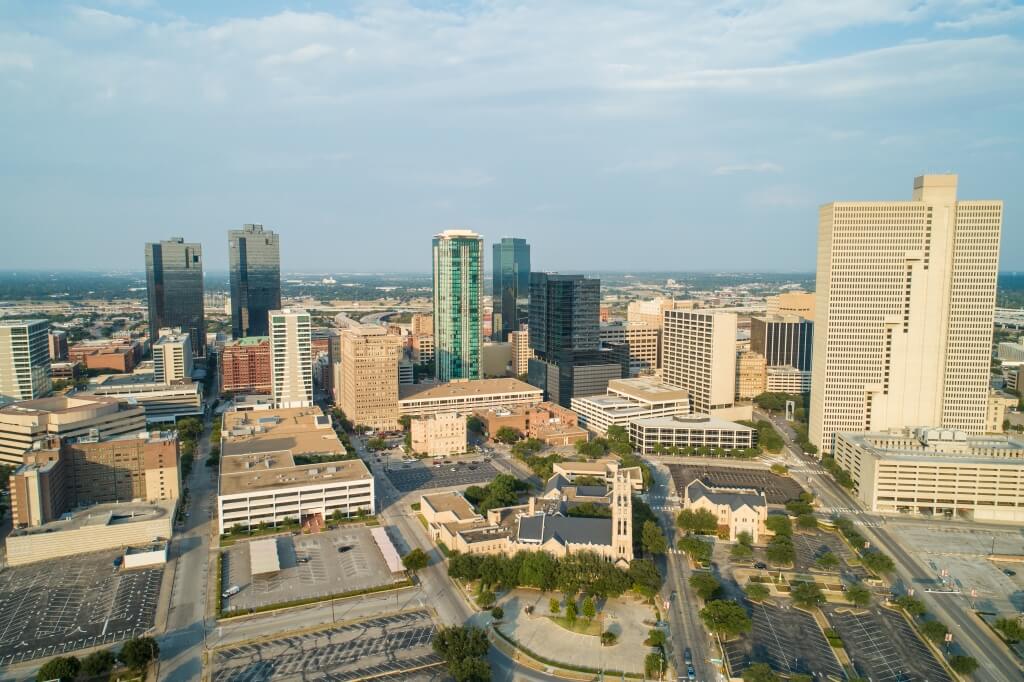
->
xmin=216 ymin=579 xmax=414 ymax=620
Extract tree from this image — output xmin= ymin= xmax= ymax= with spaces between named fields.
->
xmin=699 ymin=600 xmax=752 ymax=638
xmin=601 ymin=630 xmax=618 ymax=646
xmin=402 ymin=548 xmax=429 ymax=573
xmin=629 ymin=558 xmax=663 ymax=598
xmin=448 ymin=656 xmax=491 ymax=682
xmin=81 ymin=650 xmax=116 ymax=677
xmin=641 ymin=520 xmax=668 ymax=555
xmin=677 ymin=508 xmax=719 ymax=535
xmin=765 ymin=514 xmax=792 ymax=537
xmin=549 ymin=597 xmax=561 ymax=615
xmin=646 ymin=629 xmax=666 ymax=647
xmin=736 ymin=531 xmax=753 ymax=547
xmin=766 ymin=535 xmax=795 ymax=565
xmin=118 ymin=637 xmax=159 ymax=670
xmin=689 ymin=572 xmax=721 ymax=600
xmin=36 ymin=656 xmax=80 ymax=682
xmin=678 ymin=536 xmax=713 ymax=563
xmin=745 ymin=582 xmax=770 ymax=601
xmin=366 ymin=436 xmax=387 ymax=451
xmin=994 ymin=617 xmax=1024 ymax=642
xmin=785 ymin=498 xmax=814 ymax=516
xmin=432 ymin=626 xmax=490 ymax=682
xmin=895 ymin=595 xmax=926 ymax=617
xmin=815 ymin=552 xmax=839 ymax=571
xmin=491 ymin=605 xmax=504 ymax=620
xmin=791 ymin=581 xmax=824 ymax=609
xmin=845 ymin=583 xmax=871 ymax=607
xmin=742 ymin=663 xmax=780 ymax=682
xmin=565 ymin=601 xmax=578 ymax=624
xmin=466 ymin=415 xmax=485 ymax=434
xmin=476 ymin=590 xmax=496 ymax=609
xmin=949 ymin=655 xmax=979 ymax=675
xmin=920 ymin=620 xmax=949 ymax=644
xmin=644 ymin=652 xmax=666 ymax=679
xmin=399 ymin=415 xmax=412 ymax=431
xmin=770 ymin=464 xmax=788 ymax=476
xmin=494 ymin=426 xmax=522 ymax=444
xmin=582 ymin=596 xmax=596 ymax=622
xmin=730 ymin=543 xmax=753 ymax=561
xmin=797 ymin=513 xmax=818 ymax=530
xmin=861 ymin=551 xmax=895 ymax=575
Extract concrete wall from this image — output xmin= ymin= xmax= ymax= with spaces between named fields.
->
xmin=6 ymin=516 xmax=172 ymax=567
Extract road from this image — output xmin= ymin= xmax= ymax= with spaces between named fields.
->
xmin=759 ymin=410 xmax=1023 ymax=682
xmin=648 ymin=461 xmax=719 ymax=682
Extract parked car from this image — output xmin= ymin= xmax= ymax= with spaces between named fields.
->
xmin=687 ymin=664 xmax=696 ymax=681
xmin=222 ymin=585 xmax=241 ymax=598
xmin=338 ymin=545 xmax=353 ymax=553
xmin=1003 ymin=568 xmax=1017 ymax=577
xmin=754 ymin=562 xmax=767 ymax=570
xmin=684 ymin=648 xmax=692 ymax=664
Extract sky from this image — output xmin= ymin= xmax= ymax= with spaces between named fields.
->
xmin=1 ymin=1 xmax=1022 ymax=273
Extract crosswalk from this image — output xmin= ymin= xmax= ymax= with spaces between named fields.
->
xmin=823 ymin=507 xmax=859 ymax=515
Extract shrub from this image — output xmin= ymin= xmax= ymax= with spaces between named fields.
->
xmin=949 ymin=655 xmax=979 ymax=675
xmin=920 ymin=620 xmax=948 ymax=644
xmin=601 ymin=630 xmax=618 ymax=646
xmin=36 ymin=657 xmax=80 ymax=682
xmin=491 ymin=605 xmax=504 ymax=620
xmin=745 ymin=583 xmax=770 ymax=601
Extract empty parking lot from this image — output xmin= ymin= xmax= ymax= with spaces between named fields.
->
xmin=723 ymin=601 xmax=844 ymax=679
xmin=212 ymin=610 xmax=441 ymax=681
xmin=826 ymin=606 xmax=951 ymax=682
xmin=0 ymin=549 xmax=162 ymax=666
xmin=221 ymin=527 xmax=405 ymax=614
xmin=792 ymin=530 xmax=867 ymax=579
xmin=386 ymin=460 xmax=501 ymax=493
xmin=667 ymin=464 xmax=805 ymax=503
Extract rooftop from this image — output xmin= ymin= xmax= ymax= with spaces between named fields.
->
xmin=630 ymin=413 xmax=755 ymax=431
xmin=0 ymin=394 xmax=125 ymax=418
xmin=9 ymin=500 xmax=174 ymax=538
xmin=422 ymin=491 xmax=481 ymax=521
xmin=224 ymin=336 xmax=269 ymax=347
xmin=687 ymin=479 xmax=766 ymax=511
xmin=91 ymin=373 xmax=199 ymax=389
xmin=0 ymin=318 xmax=46 ymax=328
xmin=839 ymin=428 xmax=1024 ymax=464
xmin=606 ymin=377 xmax=690 ymax=404
xmin=400 ymin=377 xmax=541 ymax=402
xmin=517 ymin=513 xmax=613 ymax=547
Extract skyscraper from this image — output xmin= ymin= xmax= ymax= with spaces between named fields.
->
xmin=269 ymin=309 xmax=313 ymax=409
xmin=750 ymin=315 xmax=813 ymax=372
xmin=432 ymin=230 xmax=483 ymax=382
xmin=809 ymin=175 xmax=1003 ymax=453
xmin=492 ymin=237 xmax=531 ymax=342
xmin=145 ymin=238 xmax=206 ymax=358
xmin=528 ymin=273 xmax=621 ymax=406
xmin=229 ymin=224 xmax=281 ymax=339
xmin=0 ymin=319 xmax=51 ymax=404
xmin=153 ymin=329 xmax=193 ymax=385
xmin=662 ymin=309 xmax=738 ymax=415
xmin=339 ymin=326 xmax=403 ymax=430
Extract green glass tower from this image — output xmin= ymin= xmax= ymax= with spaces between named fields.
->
xmin=432 ymin=229 xmax=483 ymax=381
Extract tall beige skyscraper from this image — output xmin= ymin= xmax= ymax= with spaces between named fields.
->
xmin=0 ymin=319 xmax=51 ymax=404
xmin=809 ymin=175 xmax=1002 ymax=453
xmin=339 ymin=326 xmax=402 ymax=430
xmin=270 ymin=309 xmax=313 ymax=409
xmin=662 ymin=309 xmax=738 ymax=414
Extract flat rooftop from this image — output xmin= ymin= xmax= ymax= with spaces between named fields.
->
xmin=631 ymin=413 xmax=754 ymax=431
xmin=422 ymin=491 xmax=480 ymax=521
xmin=224 ymin=336 xmax=269 ymax=347
xmin=0 ymin=394 xmax=123 ymax=417
xmin=840 ymin=429 xmax=1024 ymax=465
xmin=606 ymin=377 xmax=690 ymax=404
xmin=9 ymin=500 xmax=174 ymax=537
xmin=400 ymin=378 xmax=541 ymax=401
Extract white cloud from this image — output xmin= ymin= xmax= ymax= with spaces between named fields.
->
xmin=263 ymin=43 xmax=335 ymax=67
xmin=70 ymin=5 xmax=140 ymax=31
xmin=0 ymin=53 xmax=33 ymax=70
xmin=713 ymin=162 xmax=784 ymax=176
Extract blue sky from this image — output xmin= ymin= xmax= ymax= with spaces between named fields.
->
xmin=1 ymin=0 xmax=1022 ymax=273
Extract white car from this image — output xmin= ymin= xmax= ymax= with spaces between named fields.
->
xmin=222 ymin=585 xmax=241 ymax=598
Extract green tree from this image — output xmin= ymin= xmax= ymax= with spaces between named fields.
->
xmin=895 ymin=595 xmax=926 ymax=617
xmin=36 ymin=656 xmax=80 ymax=682
xmin=466 ymin=415 xmax=485 ymax=434
xmin=994 ymin=617 xmax=1024 ymax=642
xmin=118 ymin=637 xmax=159 ymax=670
xmin=494 ymin=426 xmax=522 ymax=444
xmin=815 ymin=552 xmax=839 ymax=571
xmin=765 ymin=514 xmax=793 ymax=537
xmin=920 ymin=620 xmax=948 ymax=644
xmin=641 ymin=520 xmax=668 ymax=555
xmin=366 ymin=436 xmax=387 ymax=451
xmin=678 ymin=536 xmax=713 ymax=563
xmin=766 ymin=535 xmax=795 ymax=565
xmin=549 ymin=597 xmax=561 ymax=614
xmin=689 ymin=572 xmax=721 ymax=600
xmin=797 ymin=513 xmax=818 ymax=530
xmin=582 ymin=596 xmax=596 ymax=622
xmin=644 ymin=652 xmax=666 ymax=679
xmin=745 ymin=582 xmax=770 ymax=601
xmin=791 ymin=581 xmax=824 ymax=609
xmin=566 ymin=601 xmax=578 ymax=624
xmin=432 ymin=626 xmax=490 ymax=682
xmin=491 ymin=605 xmax=504 ymax=620
xmin=730 ymin=543 xmax=753 ymax=561
xmin=629 ymin=558 xmax=663 ymax=598
xmin=861 ymin=551 xmax=895 ymax=575
xmin=399 ymin=415 xmax=412 ymax=431
xmin=476 ymin=590 xmax=496 ymax=609
xmin=845 ymin=583 xmax=872 ymax=607
xmin=601 ymin=630 xmax=618 ymax=646
xmin=81 ymin=650 xmax=116 ymax=677
xmin=785 ymin=498 xmax=814 ymax=516
xmin=742 ymin=663 xmax=780 ymax=682
xmin=700 ymin=600 xmax=752 ymax=638
xmin=736 ymin=531 xmax=753 ymax=547
xmin=677 ymin=508 xmax=719 ymax=535
xmin=646 ymin=629 xmax=666 ymax=647
xmin=949 ymin=655 xmax=979 ymax=675
xmin=402 ymin=548 xmax=429 ymax=573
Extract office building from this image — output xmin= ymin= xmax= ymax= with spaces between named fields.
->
xmin=1006 ymin=367 xmax=1020 ymax=393
xmin=398 ymin=357 xmax=414 ymax=386
xmin=229 ymin=224 xmax=281 ymax=339
xmin=627 ymin=297 xmax=696 ymax=328
xmin=766 ymin=292 xmax=815 ymax=319
xmin=766 ymin=365 xmax=811 ymax=394
xmin=482 ymin=341 xmax=512 ymax=377
xmin=216 ymin=407 xmax=374 ymax=534
xmin=85 ymin=374 xmax=204 ymax=423
xmin=810 ymin=176 xmax=1003 ymax=452
xmin=410 ymin=334 xmax=435 ymax=366
xmin=736 ymin=351 xmax=767 ymax=400
xmin=153 ymin=329 xmax=193 ymax=385
xmin=834 ymin=427 xmax=1024 ymax=523
xmin=10 ymin=431 xmax=180 ymax=528
xmin=411 ymin=314 xmax=434 ymax=337
xmin=0 ymin=395 xmax=147 ymax=466
xmin=399 ymin=377 xmax=542 ymax=417
xmin=629 ymin=414 xmax=757 ymax=455
xmin=339 ymin=326 xmax=402 ymax=430
xmin=987 ymin=391 xmax=1017 ymax=433
xmin=410 ymin=411 xmax=467 ymax=457
xmin=68 ymin=339 xmax=144 ymax=373
xmin=474 ymin=402 xmax=589 ymax=446
xmin=145 ymin=238 xmax=206 ymax=358
xmin=662 ymin=309 xmax=746 ymax=418
xmin=529 ymin=355 xmax=623 ymax=409
xmin=48 ymin=330 xmax=68 ymax=361
xmin=433 ymin=229 xmax=484 ymax=382
xmin=750 ymin=315 xmax=813 ymax=372
xmin=270 ymin=308 xmax=313 ymax=409
xmin=599 ymin=322 xmax=660 ymax=377
xmin=510 ymin=326 xmax=534 ymax=376
xmin=220 ymin=337 xmax=272 ymax=394
xmin=571 ymin=377 xmax=690 ymax=435
xmin=492 ymin=237 xmax=531 ymax=341
xmin=998 ymin=336 xmax=1024 ymax=365
xmin=0 ymin=319 xmax=51 ymax=405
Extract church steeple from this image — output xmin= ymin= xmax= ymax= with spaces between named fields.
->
xmin=611 ymin=470 xmax=633 ymax=562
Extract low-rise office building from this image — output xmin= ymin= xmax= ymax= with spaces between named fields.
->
xmin=552 ymin=458 xmax=644 ymax=491
xmin=398 ymin=377 xmax=542 ymax=417
xmin=683 ymin=479 xmax=768 ymax=542
xmin=628 ymin=413 xmax=757 ymax=454
xmin=85 ymin=373 xmax=203 ymax=423
xmin=766 ymin=365 xmax=811 ymax=394
xmin=0 ymin=395 xmax=147 ymax=466
xmin=987 ymin=391 xmax=1018 ymax=433
xmin=68 ymin=339 xmax=144 ymax=373
xmin=410 ymin=411 xmax=467 ymax=457
xmin=834 ymin=427 xmax=1024 ymax=523
xmin=571 ymin=377 xmax=690 ymax=435
xmin=216 ymin=407 xmax=374 ymax=534
xmin=599 ymin=322 xmax=660 ymax=376
xmin=474 ymin=402 xmax=588 ymax=446
xmin=509 ymin=327 xmax=533 ymax=376
xmin=997 ymin=336 xmax=1024 ymax=366
xmin=736 ymin=351 xmax=767 ymax=400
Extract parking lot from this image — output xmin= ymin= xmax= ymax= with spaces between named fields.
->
xmin=667 ymin=464 xmax=805 ymax=504
xmin=0 ymin=549 xmax=162 ymax=665
xmin=826 ymin=606 xmax=951 ymax=682
xmin=212 ymin=610 xmax=441 ymax=681
xmin=385 ymin=459 xmax=502 ymax=493
xmin=221 ymin=527 xmax=404 ymax=613
xmin=723 ymin=601 xmax=844 ymax=679
xmin=792 ymin=529 xmax=867 ymax=579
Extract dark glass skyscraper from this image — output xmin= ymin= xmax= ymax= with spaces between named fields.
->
xmin=492 ymin=237 xmax=530 ymax=341
xmin=145 ymin=238 xmax=206 ymax=358
xmin=229 ymin=224 xmax=281 ymax=339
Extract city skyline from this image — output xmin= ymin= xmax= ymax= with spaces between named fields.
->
xmin=1 ymin=2 xmax=1021 ymax=272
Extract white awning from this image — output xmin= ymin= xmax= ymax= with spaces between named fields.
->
xmin=370 ymin=527 xmax=404 ymax=573
xmin=249 ymin=538 xmax=280 ymax=576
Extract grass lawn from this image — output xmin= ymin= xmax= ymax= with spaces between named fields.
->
xmin=547 ymin=615 xmax=603 ymax=636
